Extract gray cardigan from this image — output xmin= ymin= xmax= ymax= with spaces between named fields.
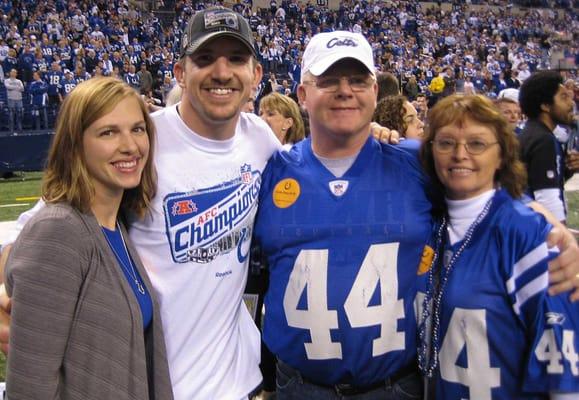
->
xmin=5 ymin=203 xmax=173 ymax=400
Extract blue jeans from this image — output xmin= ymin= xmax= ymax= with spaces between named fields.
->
xmin=32 ymin=105 xmax=49 ymax=130
xmin=276 ymin=361 xmax=422 ymax=400
xmin=7 ymin=99 xmax=23 ymax=132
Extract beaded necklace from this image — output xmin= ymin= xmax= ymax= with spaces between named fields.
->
xmin=417 ymin=197 xmax=493 ymax=378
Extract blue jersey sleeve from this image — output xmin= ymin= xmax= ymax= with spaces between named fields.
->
xmin=500 ymin=202 xmax=579 ymax=394
xmin=524 ymin=294 xmax=579 ymax=394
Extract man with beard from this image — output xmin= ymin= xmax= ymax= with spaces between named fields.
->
xmin=519 ymin=71 xmax=575 ymax=223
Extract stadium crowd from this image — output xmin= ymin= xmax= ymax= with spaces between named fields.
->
xmin=0 ymin=0 xmax=577 ymax=133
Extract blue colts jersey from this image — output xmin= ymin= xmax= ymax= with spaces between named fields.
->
xmin=418 ymin=190 xmax=579 ymax=399
xmin=254 ymin=137 xmax=433 ymax=386
xmin=46 ymin=71 xmax=64 ymax=95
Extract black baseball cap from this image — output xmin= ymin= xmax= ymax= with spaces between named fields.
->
xmin=180 ymin=8 xmax=256 ymax=59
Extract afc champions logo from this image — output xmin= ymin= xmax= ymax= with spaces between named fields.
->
xmin=326 ymin=36 xmax=358 ymax=49
xmin=163 ymin=165 xmax=261 ymax=264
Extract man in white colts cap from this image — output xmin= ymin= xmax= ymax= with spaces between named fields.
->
xmin=253 ymin=30 xmax=428 ymax=399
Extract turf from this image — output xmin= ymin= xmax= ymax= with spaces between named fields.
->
xmin=0 ymin=172 xmax=43 ymax=222
xmin=567 ymin=190 xmax=579 ymax=231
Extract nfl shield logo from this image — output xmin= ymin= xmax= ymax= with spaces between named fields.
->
xmin=329 ymin=180 xmax=349 ymax=197
xmin=240 ymin=164 xmax=252 ymax=184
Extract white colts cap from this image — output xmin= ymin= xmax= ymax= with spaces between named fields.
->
xmin=301 ymin=31 xmax=375 ymax=80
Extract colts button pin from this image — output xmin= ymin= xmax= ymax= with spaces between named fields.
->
xmin=418 ymin=245 xmax=434 ymax=275
xmin=273 ymin=178 xmax=301 ymax=208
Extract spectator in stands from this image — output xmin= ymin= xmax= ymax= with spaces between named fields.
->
xmin=163 ymin=84 xmax=182 ymax=108
xmin=373 ymin=94 xmax=425 ymax=139
xmin=4 ymin=68 xmax=24 ymax=134
xmin=519 ymin=71 xmax=575 ymax=223
xmin=413 ymin=93 xmax=429 ymax=122
xmin=125 ymin=64 xmax=141 ymax=91
xmin=496 ymin=88 xmax=522 ymax=133
xmin=85 ymin=49 xmax=98 ymax=75
xmin=101 ymin=52 xmax=113 ymax=76
xmin=275 ymin=79 xmax=291 ymax=95
xmin=429 ymin=69 xmax=445 ymax=105
xmin=258 ymin=92 xmax=305 ymax=148
xmin=46 ymin=61 xmax=64 ymax=112
xmin=17 ymin=44 xmax=35 ymax=83
xmin=60 ymin=70 xmax=78 ymax=98
xmin=377 ymin=71 xmax=400 ymax=100
xmin=111 ymin=66 xmax=123 ymax=80
xmin=517 ymin=62 xmax=531 ymax=83
xmin=4 ymin=77 xmax=173 ymax=400
xmin=2 ymin=48 xmax=17 ymax=78
xmin=463 ymin=75 xmax=476 ymax=95
xmin=138 ymin=62 xmax=153 ymax=94
xmin=160 ymin=75 xmax=175 ymax=105
xmin=0 ymin=39 xmax=9 ymax=64
xmin=403 ymin=74 xmax=419 ymax=101
xmin=32 ymin=48 xmax=48 ymax=78
xmin=74 ymin=64 xmax=91 ymax=84
xmin=29 ymin=71 xmax=49 ymax=130
xmin=442 ymin=66 xmax=456 ymax=97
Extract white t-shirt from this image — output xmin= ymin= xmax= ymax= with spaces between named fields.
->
xmin=129 ymin=106 xmax=280 ymax=399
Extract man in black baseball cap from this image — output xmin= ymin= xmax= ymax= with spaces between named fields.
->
xmin=179 ymin=7 xmax=257 ymax=59
xmin=144 ymin=6 xmax=271 ymax=400
xmin=173 ymin=7 xmax=262 ymax=132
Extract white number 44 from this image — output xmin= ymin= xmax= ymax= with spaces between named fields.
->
xmin=439 ymin=310 xmax=579 ymax=400
xmin=283 ymin=243 xmax=405 ymax=360
xmin=535 ymin=329 xmax=579 ymax=376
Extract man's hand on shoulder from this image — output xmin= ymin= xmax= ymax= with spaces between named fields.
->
xmin=370 ymin=122 xmax=400 ymax=144
xmin=547 ymin=227 xmax=579 ymax=302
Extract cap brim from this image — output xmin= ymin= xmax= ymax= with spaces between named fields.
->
xmin=183 ymin=31 xmax=256 ymax=58
xmin=308 ymin=54 xmax=374 ymax=77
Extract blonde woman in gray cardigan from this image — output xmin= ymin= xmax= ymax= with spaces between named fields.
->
xmin=4 ymin=77 xmax=173 ymax=400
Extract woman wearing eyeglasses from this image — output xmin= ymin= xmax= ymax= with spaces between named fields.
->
xmin=418 ymin=94 xmax=578 ymax=399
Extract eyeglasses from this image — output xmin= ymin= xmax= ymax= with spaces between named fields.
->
xmin=431 ymin=138 xmax=499 ymax=155
xmin=302 ymin=75 xmax=375 ymax=93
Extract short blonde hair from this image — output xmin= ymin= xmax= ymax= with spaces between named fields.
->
xmin=259 ymin=92 xmax=305 ymax=144
xmin=43 ymin=77 xmax=157 ymax=217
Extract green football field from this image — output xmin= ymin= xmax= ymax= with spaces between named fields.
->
xmin=0 ymin=172 xmax=43 ymax=222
